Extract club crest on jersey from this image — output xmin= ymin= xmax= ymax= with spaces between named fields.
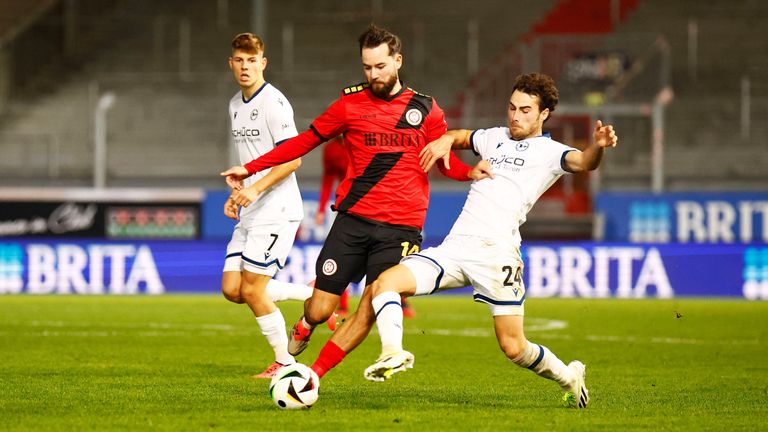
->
xmin=322 ymin=259 xmax=338 ymax=276
xmin=405 ymin=108 xmax=423 ymax=126
xmin=516 ymin=141 xmax=529 ymax=152
xmin=250 ymin=109 xmax=259 ymax=120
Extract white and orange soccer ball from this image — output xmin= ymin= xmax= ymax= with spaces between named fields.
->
xmin=269 ymin=363 xmax=320 ymax=409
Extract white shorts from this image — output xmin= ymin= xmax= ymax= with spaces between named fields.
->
xmin=401 ymin=234 xmax=525 ymax=316
xmin=223 ymin=219 xmax=301 ymax=276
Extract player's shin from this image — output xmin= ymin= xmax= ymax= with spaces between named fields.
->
xmin=371 ymin=291 xmax=404 ymax=354
xmin=510 ymin=341 xmax=573 ymax=389
xmin=311 ymin=340 xmax=346 ymax=378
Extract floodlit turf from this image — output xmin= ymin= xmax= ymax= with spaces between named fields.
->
xmin=1 ymin=295 xmax=766 ymax=431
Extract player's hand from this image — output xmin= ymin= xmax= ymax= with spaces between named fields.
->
xmin=223 ymin=194 xmax=240 ymax=221
xmin=220 ymin=166 xmax=250 ymax=189
xmin=469 ymin=160 xmax=494 ymax=181
xmin=232 ymin=184 xmax=261 ymax=208
xmin=419 ymin=134 xmax=454 ymax=172
xmin=315 ymin=211 xmax=325 ymax=226
xmin=594 ymin=120 xmax=618 ymax=148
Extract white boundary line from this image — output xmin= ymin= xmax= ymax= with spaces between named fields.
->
xmin=2 ymin=318 xmax=760 ymax=346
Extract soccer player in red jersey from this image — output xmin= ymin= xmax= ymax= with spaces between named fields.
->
xmin=222 ymin=24 xmax=491 ymax=377
xmin=315 ymin=136 xmax=416 ymax=318
xmin=314 ymin=136 xmax=348 ymax=228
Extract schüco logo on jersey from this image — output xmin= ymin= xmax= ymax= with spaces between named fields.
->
xmin=231 ymin=127 xmax=260 ymax=137
xmin=487 ymin=155 xmax=525 ymax=170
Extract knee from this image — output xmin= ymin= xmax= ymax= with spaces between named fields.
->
xmin=221 ymin=284 xmax=243 ymax=303
xmin=499 ymin=337 xmax=527 ymax=361
xmin=371 ymin=274 xmax=396 ymax=297
xmin=305 ymin=301 xmax=335 ymax=325
xmin=239 ymin=279 xmax=270 ymax=304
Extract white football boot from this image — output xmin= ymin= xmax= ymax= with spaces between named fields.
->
xmin=363 ymin=350 xmax=415 ymax=382
xmin=562 ymin=360 xmax=589 ymax=408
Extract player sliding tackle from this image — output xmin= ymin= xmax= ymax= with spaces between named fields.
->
xmin=365 ymin=73 xmax=618 ymax=409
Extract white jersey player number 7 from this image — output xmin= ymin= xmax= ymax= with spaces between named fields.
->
xmin=228 ymin=83 xmax=303 ymax=222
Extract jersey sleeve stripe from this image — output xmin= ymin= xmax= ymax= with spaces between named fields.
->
xmin=560 ymin=149 xmax=577 ymax=173
xmin=469 ymin=130 xmax=480 ymax=156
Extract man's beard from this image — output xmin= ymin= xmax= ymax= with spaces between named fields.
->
xmin=509 ymin=123 xmax=536 ymax=140
xmin=510 ymin=127 xmax=528 ymax=140
xmin=370 ymin=75 xmax=397 ymax=99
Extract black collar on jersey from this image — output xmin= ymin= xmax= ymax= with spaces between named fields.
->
xmin=242 ymin=82 xmax=268 ymax=104
xmin=371 ymin=80 xmax=407 ymax=102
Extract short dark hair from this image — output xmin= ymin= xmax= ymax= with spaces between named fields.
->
xmin=231 ymin=32 xmax=264 ymax=54
xmin=512 ymin=73 xmax=559 ymax=113
xmin=358 ymin=24 xmax=402 ymax=56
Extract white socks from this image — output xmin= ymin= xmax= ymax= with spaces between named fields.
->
xmin=266 ymin=279 xmax=313 ymax=302
xmin=511 ymin=341 xmax=574 ymax=389
xmin=254 ymin=309 xmax=295 ymax=365
xmin=372 ymin=291 xmax=404 ymax=354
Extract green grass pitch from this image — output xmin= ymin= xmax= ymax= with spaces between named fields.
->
xmin=1 ymin=295 xmax=767 ymax=431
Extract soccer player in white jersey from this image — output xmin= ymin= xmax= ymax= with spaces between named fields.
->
xmin=365 ymin=73 xmax=618 ymax=408
xmin=222 ymin=33 xmax=331 ymax=379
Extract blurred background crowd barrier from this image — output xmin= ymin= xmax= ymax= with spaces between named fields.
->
xmin=1 ymin=0 xmax=766 ymax=299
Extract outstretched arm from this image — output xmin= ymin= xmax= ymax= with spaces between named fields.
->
xmin=436 ymin=151 xmax=473 ymax=181
xmin=231 ymin=158 xmax=302 ymax=208
xmin=220 ymin=129 xmax=323 ymax=187
xmin=564 ymin=120 xmax=618 ymax=172
xmin=420 ymin=129 xmax=474 ymax=171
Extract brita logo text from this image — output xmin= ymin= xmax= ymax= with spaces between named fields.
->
xmin=676 ymin=200 xmax=768 ymax=243
xmin=0 ymin=244 xmax=165 ymax=295
xmin=526 ymin=246 xmax=673 ymax=299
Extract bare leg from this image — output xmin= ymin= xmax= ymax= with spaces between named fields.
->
xmin=221 ymin=271 xmax=245 ymax=304
xmin=495 ymin=314 xmax=587 ymax=407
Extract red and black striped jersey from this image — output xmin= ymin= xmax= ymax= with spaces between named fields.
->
xmin=244 ymin=82 xmax=471 ymax=229
xmin=317 ymin=136 xmax=348 ymax=217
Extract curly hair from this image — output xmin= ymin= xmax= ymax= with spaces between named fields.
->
xmin=512 ymin=73 xmax=559 ymax=113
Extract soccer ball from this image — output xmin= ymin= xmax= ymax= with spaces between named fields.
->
xmin=269 ymin=363 xmax=320 ymax=409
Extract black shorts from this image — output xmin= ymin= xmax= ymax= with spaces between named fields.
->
xmin=314 ymin=212 xmax=422 ymax=295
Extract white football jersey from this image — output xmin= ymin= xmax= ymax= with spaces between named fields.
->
xmin=448 ymin=127 xmax=577 ymax=246
xmin=229 ymin=83 xmax=302 ymax=222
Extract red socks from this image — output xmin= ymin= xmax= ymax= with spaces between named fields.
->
xmin=311 ymin=341 xmax=347 ymax=378
xmin=339 ymin=289 xmax=349 ymax=311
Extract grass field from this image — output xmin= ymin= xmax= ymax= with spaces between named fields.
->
xmin=1 ymin=295 xmax=767 ymax=431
